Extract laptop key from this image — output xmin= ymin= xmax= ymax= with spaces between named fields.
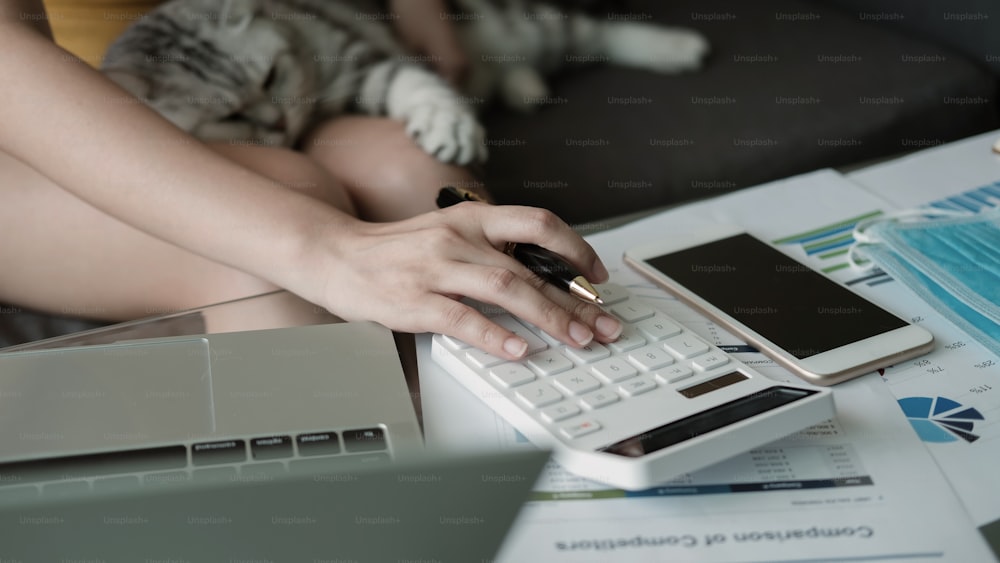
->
xmin=296 ymin=432 xmax=341 ymax=456
xmin=192 ymin=439 xmax=246 ymax=466
xmin=251 ymin=435 xmax=294 ymax=460
xmin=343 ymin=428 xmax=387 ymax=452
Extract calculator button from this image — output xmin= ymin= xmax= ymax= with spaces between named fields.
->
xmin=610 ymin=301 xmax=655 ymax=323
xmin=559 ymin=420 xmax=602 ymax=439
xmin=618 ymin=376 xmax=657 ymax=397
xmin=563 ymin=342 xmax=611 ymax=364
xmin=522 ymin=322 xmax=563 ymax=347
xmin=438 ymin=334 xmax=471 ymax=350
xmin=541 ymin=402 xmax=581 ymax=423
xmin=626 ymin=344 xmax=675 ymax=372
xmin=691 ymin=352 xmax=731 ymax=372
xmin=490 ymin=364 xmax=537 ymax=388
xmin=465 ymin=348 xmax=506 ymax=369
xmin=493 ymin=315 xmax=549 ymax=354
xmin=635 ymin=315 xmax=682 ymax=341
xmin=515 ymin=383 xmax=564 ymax=408
xmin=607 ymin=325 xmax=647 ymax=353
xmin=526 ymin=349 xmax=574 ymax=376
xmin=579 ymin=389 xmax=620 ymax=409
xmin=590 ymin=357 xmax=638 ymax=383
xmin=552 ymin=370 xmax=602 ymax=395
xmin=593 ymin=283 xmax=629 ymax=305
xmin=662 ymin=334 xmax=710 ymax=359
xmin=655 ymin=365 xmax=694 ymax=384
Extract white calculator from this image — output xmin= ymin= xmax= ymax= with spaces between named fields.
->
xmin=431 ymin=282 xmax=836 ymax=490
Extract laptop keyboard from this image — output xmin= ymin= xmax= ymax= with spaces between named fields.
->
xmin=0 ymin=427 xmax=389 ymax=500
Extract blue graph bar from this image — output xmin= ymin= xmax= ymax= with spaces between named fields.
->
xmin=805 ymin=238 xmax=854 ymax=255
xmin=928 ymin=184 xmax=1000 ymax=213
xmin=789 ymin=223 xmax=856 ymax=245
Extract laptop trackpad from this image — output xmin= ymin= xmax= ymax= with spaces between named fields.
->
xmin=0 ymin=339 xmax=214 ymax=459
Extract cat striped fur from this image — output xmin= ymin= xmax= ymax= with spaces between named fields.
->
xmin=101 ymin=0 xmax=708 ymax=165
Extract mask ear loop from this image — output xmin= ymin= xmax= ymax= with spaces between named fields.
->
xmin=847 ymin=208 xmax=972 ymax=272
xmin=847 ymin=217 xmax=880 ymax=272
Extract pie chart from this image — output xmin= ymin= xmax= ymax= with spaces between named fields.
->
xmin=898 ymin=396 xmax=984 ymax=443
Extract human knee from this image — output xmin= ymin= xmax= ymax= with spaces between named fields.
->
xmin=260 ymin=149 xmax=358 ymax=214
xmin=210 ymin=144 xmax=357 ymax=214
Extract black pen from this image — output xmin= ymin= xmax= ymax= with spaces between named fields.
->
xmin=436 ymin=186 xmax=604 ymax=305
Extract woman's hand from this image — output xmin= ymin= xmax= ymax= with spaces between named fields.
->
xmin=311 ymin=203 xmax=623 ymax=360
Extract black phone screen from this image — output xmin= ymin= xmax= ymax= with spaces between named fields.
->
xmin=644 ymin=234 xmax=907 ymax=359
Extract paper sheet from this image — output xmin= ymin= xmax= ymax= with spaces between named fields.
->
xmin=844 ymin=132 xmax=1000 ymax=528
xmin=418 ymin=165 xmax=1000 ymax=561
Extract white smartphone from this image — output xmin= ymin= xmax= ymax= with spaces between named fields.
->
xmin=624 ymin=224 xmax=934 ymax=386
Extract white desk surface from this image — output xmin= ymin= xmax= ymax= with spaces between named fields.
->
xmin=420 ymin=130 xmax=1000 ymax=562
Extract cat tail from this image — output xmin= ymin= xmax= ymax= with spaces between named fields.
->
xmin=353 ymin=61 xmax=488 ymax=165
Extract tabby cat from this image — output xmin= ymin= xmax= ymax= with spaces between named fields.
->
xmin=102 ymin=0 xmax=708 ymax=165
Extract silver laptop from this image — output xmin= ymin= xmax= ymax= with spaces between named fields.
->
xmin=0 ymin=448 xmax=549 ymax=561
xmin=0 ymin=321 xmax=549 ymax=560
xmin=0 ymin=322 xmax=425 ymax=473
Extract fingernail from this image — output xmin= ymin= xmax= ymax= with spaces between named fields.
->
xmin=569 ymin=321 xmax=594 ymax=346
xmin=596 ymin=315 xmax=623 ymax=340
xmin=503 ymin=337 xmax=528 ymax=358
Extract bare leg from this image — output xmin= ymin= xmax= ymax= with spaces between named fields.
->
xmin=302 ymin=116 xmax=485 ymax=222
xmin=0 ymin=143 xmax=353 ymax=324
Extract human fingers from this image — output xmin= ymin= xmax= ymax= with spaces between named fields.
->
xmin=423 ymin=293 xmax=531 ymax=360
xmin=533 ymin=281 xmax=624 ymax=344
xmin=462 ymin=248 xmax=624 ymax=346
xmin=467 ymin=205 xmax=610 ymax=284
xmin=434 ymin=260 xmax=615 ymax=351
xmin=410 ymin=206 xmax=619 ymax=345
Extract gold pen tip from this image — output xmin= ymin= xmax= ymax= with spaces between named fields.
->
xmin=569 ymin=277 xmax=603 ymax=304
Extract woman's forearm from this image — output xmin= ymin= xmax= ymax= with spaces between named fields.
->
xmin=0 ymin=1 xmax=623 ymax=359
xmin=1 ymin=0 xmax=52 ymax=38
xmin=389 ymin=0 xmax=468 ymax=84
xmin=0 ymin=21 xmax=353 ymax=302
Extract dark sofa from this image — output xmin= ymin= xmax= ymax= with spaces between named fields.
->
xmin=481 ymin=0 xmax=1000 ymax=225
xmin=2 ymin=0 xmax=998 ymax=348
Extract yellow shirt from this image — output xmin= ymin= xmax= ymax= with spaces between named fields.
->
xmin=43 ymin=0 xmax=162 ymax=67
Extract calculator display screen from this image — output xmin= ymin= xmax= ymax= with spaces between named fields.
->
xmin=601 ymin=385 xmax=816 ymax=457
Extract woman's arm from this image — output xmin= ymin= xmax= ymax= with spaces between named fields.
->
xmin=1 ymin=0 xmax=52 ymax=38
xmin=389 ymin=0 xmax=469 ymax=85
xmin=0 ymin=2 xmax=619 ymax=359
xmin=0 ymin=15 xmax=351 ymax=304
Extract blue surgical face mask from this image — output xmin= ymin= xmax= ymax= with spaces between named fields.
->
xmin=849 ymin=209 xmax=1000 ymax=357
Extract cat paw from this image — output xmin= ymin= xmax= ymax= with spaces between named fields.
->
xmin=405 ymin=105 xmax=488 ymax=165
xmin=608 ymin=25 xmax=710 ymax=73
